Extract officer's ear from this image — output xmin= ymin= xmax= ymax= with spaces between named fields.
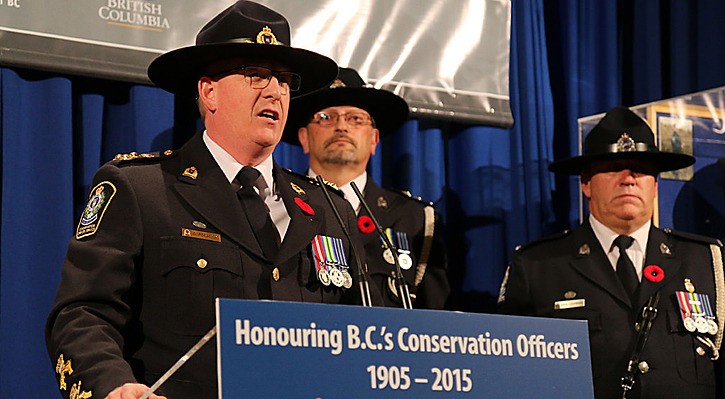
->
xmin=370 ymin=128 xmax=380 ymax=156
xmin=298 ymin=127 xmax=310 ymax=154
xmin=580 ymin=171 xmax=592 ymax=199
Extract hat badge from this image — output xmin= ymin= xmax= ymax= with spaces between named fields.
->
xmin=256 ymin=26 xmax=279 ymax=45
xmin=329 ymin=79 xmax=346 ymax=89
xmin=616 ymin=133 xmax=636 ymax=152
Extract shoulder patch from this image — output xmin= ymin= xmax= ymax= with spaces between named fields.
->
xmin=388 ymin=188 xmax=434 ymax=207
xmin=76 ymin=181 xmax=117 ymax=240
xmin=514 ymin=230 xmax=571 ymax=253
xmin=663 ymin=228 xmax=723 ymax=247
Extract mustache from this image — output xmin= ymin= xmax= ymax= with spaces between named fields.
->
xmin=323 ymin=134 xmax=356 ymax=148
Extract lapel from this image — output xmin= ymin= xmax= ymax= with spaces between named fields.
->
xmin=637 ymin=227 xmax=680 ymax=307
xmin=361 ymin=178 xmax=389 ymax=217
xmin=569 ymin=221 xmax=633 ymax=308
xmin=274 ymin=164 xmax=324 ymax=264
xmin=171 ymin=133 xmax=265 ymax=258
xmin=359 ymin=179 xmax=390 ymax=245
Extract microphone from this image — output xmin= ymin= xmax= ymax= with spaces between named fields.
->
xmin=350 ymin=181 xmax=413 ymax=309
xmin=315 ymin=176 xmax=373 ymax=307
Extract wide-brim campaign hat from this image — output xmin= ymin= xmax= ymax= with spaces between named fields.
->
xmin=548 ymin=106 xmax=695 ymax=175
xmin=282 ymin=67 xmax=410 ymax=144
xmin=147 ymin=0 xmax=337 ymax=96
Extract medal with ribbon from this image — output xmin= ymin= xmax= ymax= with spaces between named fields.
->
xmin=311 ymin=235 xmax=331 ymax=286
xmin=381 ymin=228 xmax=413 ymax=270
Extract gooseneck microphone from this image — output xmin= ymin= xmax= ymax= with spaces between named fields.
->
xmin=315 ymin=176 xmax=373 ymax=307
xmin=350 ymin=181 xmax=413 ymax=309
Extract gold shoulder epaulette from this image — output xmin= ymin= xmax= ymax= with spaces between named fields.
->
xmin=282 ymin=168 xmax=343 ymax=195
xmin=113 ymin=149 xmax=175 ymax=162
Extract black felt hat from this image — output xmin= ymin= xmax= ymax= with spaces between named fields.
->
xmin=548 ymin=106 xmax=695 ymax=175
xmin=147 ymin=0 xmax=337 ymax=96
xmin=281 ymin=67 xmax=410 ymax=144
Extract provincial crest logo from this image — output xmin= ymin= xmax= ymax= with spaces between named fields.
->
xmin=257 ymin=26 xmax=278 ymax=45
xmin=76 ymin=181 xmax=117 ymax=239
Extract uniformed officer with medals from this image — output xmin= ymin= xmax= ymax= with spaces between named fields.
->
xmin=45 ymin=3 xmax=379 ymax=399
xmin=498 ymin=106 xmax=725 ymax=399
xmin=284 ymin=67 xmax=450 ymax=309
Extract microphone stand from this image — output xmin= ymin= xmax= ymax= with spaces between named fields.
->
xmin=621 ymin=291 xmax=660 ymax=398
xmin=350 ymin=182 xmax=413 ymax=310
xmin=140 ymin=326 xmax=217 ymax=399
xmin=315 ymin=176 xmax=373 ymax=307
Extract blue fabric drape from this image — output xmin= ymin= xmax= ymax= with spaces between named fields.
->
xmin=2 ymin=1 xmax=724 ymax=397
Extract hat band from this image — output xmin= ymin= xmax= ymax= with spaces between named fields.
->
xmin=586 ymin=142 xmax=654 ymax=155
xmin=200 ymin=37 xmax=287 ymax=46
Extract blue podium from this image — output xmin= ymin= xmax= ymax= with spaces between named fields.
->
xmin=215 ymin=299 xmax=594 ymax=398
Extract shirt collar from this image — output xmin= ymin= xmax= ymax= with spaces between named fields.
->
xmin=203 ymin=130 xmax=274 ymax=190
xmin=589 ymin=214 xmax=650 ymax=254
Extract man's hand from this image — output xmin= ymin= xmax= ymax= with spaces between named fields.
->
xmin=104 ymin=383 xmax=168 ymax=399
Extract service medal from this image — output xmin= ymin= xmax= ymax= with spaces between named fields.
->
xmin=399 ymin=252 xmax=413 ymax=270
xmin=684 ymin=317 xmax=697 ymax=332
xmin=382 ymin=248 xmax=395 ymax=264
xmin=329 ymin=267 xmax=345 ymax=287
xmin=707 ymin=319 xmax=719 ymax=335
xmin=318 ymin=267 xmax=331 ymax=286
xmin=696 ymin=317 xmax=709 ymax=334
xmin=342 ymin=270 xmax=353 ymax=289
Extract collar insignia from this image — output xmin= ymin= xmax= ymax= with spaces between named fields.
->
xmin=578 ymin=244 xmax=590 ymax=255
xmin=182 ymin=166 xmax=198 ymax=179
xmin=290 ymin=182 xmax=306 ymax=196
xmin=660 ymin=242 xmax=671 ymax=255
xmin=377 ymin=196 xmax=388 ymax=208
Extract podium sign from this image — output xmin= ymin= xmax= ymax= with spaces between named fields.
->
xmin=216 ymin=299 xmax=594 ymax=398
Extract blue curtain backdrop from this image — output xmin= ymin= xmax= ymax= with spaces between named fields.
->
xmin=2 ymin=1 xmax=725 ymax=397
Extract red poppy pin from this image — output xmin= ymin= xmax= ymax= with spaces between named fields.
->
xmin=357 ymin=215 xmax=375 ymax=234
xmin=643 ymin=265 xmax=665 ymax=283
xmin=294 ymin=197 xmax=314 ymax=215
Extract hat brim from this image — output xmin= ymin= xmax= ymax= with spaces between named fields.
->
xmin=147 ymin=42 xmax=338 ymax=96
xmin=548 ymin=151 xmax=696 ymax=175
xmin=282 ymin=87 xmax=410 ymax=145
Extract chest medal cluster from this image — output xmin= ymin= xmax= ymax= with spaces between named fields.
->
xmin=311 ymin=235 xmax=352 ymax=288
xmin=676 ymin=278 xmax=718 ymax=335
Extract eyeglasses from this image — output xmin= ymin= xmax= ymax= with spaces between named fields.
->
xmin=209 ymin=65 xmax=301 ymax=94
xmin=310 ymin=111 xmax=373 ymax=127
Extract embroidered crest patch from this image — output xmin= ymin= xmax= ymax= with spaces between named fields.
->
xmin=76 ymin=181 xmax=117 ymax=239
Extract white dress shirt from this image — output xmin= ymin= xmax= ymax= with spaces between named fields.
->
xmin=589 ymin=214 xmax=650 ymax=282
xmin=203 ymin=131 xmax=290 ymax=240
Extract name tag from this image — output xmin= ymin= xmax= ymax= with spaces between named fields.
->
xmin=554 ymin=299 xmax=586 ymax=310
xmin=182 ymin=228 xmax=221 ymax=242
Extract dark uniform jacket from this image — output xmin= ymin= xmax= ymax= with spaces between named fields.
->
xmin=499 ymin=220 xmax=725 ymax=399
xmin=359 ymin=179 xmax=449 ymax=309
xmin=46 ymin=132 xmax=375 ymax=399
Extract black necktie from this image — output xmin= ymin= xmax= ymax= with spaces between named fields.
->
xmin=235 ymin=166 xmax=279 ymax=261
xmin=614 ymin=235 xmax=638 ymax=301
